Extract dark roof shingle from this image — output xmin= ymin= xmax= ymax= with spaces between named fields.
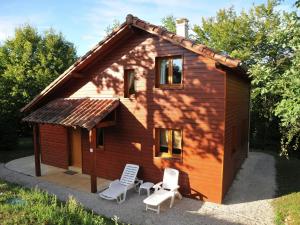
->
xmin=23 ymin=98 xmax=119 ymax=130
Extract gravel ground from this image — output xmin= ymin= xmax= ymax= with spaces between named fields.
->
xmin=0 ymin=152 xmax=276 ymax=225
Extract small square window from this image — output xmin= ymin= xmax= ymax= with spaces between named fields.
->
xmin=96 ymin=128 xmax=104 ymax=148
xmin=156 ymin=56 xmax=183 ymax=88
xmin=157 ymin=128 xmax=182 ymax=158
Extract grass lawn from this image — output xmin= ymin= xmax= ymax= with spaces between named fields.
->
xmin=0 ymin=138 xmax=125 ymax=224
xmin=271 ymin=152 xmax=300 ymax=225
xmin=0 ymin=179 xmax=121 ymax=225
xmin=0 ymin=137 xmax=34 ymax=163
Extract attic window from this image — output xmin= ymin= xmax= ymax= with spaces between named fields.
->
xmin=124 ymin=69 xmax=136 ymax=98
xmin=155 ymin=56 xmax=183 ymax=88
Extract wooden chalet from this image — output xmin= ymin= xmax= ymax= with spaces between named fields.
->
xmin=22 ymin=14 xmax=250 ymax=203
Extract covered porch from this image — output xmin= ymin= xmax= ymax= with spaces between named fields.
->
xmin=22 ymin=97 xmax=119 ymax=193
xmin=5 ymin=155 xmax=111 ymax=192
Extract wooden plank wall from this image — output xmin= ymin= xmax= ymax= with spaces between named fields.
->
xmin=70 ymin=30 xmax=227 ymax=203
xmin=222 ymin=72 xmax=250 ymax=198
xmin=39 ymin=124 xmax=69 ymax=169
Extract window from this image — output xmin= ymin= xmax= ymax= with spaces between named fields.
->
xmin=96 ymin=128 xmax=104 ymax=148
xmin=157 ymin=128 xmax=182 ymax=158
xmin=156 ymin=56 xmax=183 ymax=88
xmin=124 ymin=69 xmax=136 ymax=98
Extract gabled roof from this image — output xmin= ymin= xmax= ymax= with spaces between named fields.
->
xmin=21 ymin=14 xmax=246 ymax=113
xmin=23 ymin=98 xmax=119 ymax=130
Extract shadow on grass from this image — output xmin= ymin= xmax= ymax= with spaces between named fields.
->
xmin=251 ymin=149 xmax=300 ymax=196
xmin=275 ymin=155 xmax=300 ymax=196
xmin=0 ymin=137 xmax=33 ymax=163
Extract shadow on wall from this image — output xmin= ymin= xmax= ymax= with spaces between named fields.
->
xmin=65 ymin=29 xmax=225 ymax=200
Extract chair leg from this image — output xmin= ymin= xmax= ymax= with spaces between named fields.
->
xmin=117 ymin=192 xmax=126 ymax=204
xmin=157 ymin=205 xmax=160 ymax=214
xmin=176 ymin=191 xmax=183 ymax=200
xmin=170 ymin=193 xmax=176 ymax=208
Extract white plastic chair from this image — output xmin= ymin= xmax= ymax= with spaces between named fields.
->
xmin=99 ymin=164 xmax=139 ymax=204
xmin=143 ymin=168 xmax=182 ymax=213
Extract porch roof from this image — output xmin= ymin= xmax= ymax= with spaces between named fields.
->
xmin=22 ymin=97 xmax=119 ymax=130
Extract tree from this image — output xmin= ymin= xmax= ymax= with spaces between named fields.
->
xmin=104 ymin=19 xmax=121 ymax=35
xmin=161 ymin=15 xmax=176 ymax=33
xmin=0 ymin=25 xmax=77 ymax=150
xmin=250 ymin=10 xmax=300 ymax=156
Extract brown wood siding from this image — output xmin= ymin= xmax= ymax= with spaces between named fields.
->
xmin=74 ymin=30 xmax=226 ymax=203
xmin=39 ymin=124 xmax=69 ymax=169
xmin=222 ymin=71 xmax=250 ymax=199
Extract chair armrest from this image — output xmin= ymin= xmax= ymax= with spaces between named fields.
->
xmin=170 ymin=185 xmax=180 ymax=192
xmin=153 ymin=181 xmax=163 ymax=191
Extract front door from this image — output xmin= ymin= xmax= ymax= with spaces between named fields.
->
xmin=70 ymin=128 xmax=82 ymax=169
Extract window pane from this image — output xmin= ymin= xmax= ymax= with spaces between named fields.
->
xmin=160 ymin=129 xmax=168 ymax=153
xmin=160 ymin=59 xmax=169 ymax=84
xmin=172 ymin=58 xmax=182 ymax=84
xmin=172 ymin=130 xmax=182 ymax=155
xmin=96 ymin=128 xmax=104 ymax=147
xmin=128 ymin=71 xmax=135 ymax=95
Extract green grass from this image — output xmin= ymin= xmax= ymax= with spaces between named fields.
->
xmin=268 ymin=151 xmax=300 ymax=225
xmin=0 ymin=179 xmax=121 ymax=225
xmin=273 ymin=193 xmax=300 ymax=225
xmin=0 ymin=137 xmax=34 ymax=163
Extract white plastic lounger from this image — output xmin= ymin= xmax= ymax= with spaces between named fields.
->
xmin=99 ymin=164 xmax=139 ymax=204
xmin=143 ymin=168 xmax=182 ymax=214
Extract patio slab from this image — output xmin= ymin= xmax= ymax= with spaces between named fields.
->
xmin=0 ymin=152 xmax=276 ymax=225
xmin=5 ymin=155 xmax=111 ymax=192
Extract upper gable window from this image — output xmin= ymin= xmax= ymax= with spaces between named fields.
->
xmin=124 ymin=69 xmax=136 ymax=98
xmin=156 ymin=56 xmax=183 ymax=88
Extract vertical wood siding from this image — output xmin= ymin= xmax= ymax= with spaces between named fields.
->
xmin=39 ymin=124 xmax=69 ymax=169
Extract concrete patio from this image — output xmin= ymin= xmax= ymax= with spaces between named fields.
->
xmin=0 ymin=152 xmax=276 ymax=225
xmin=5 ymin=156 xmax=111 ymax=193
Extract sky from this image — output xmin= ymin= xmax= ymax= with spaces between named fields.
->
xmin=0 ymin=0 xmax=295 ymax=56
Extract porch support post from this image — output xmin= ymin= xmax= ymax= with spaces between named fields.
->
xmin=33 ymin=124 xmax=41 ymax=177
xmin=89 ymin=129 xmax=97 ymax=193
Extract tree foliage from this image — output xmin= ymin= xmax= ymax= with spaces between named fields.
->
xmin=161 ymin=15 xmax=176 ymax=33
xmin=104 ymin=19 xmax=121 ymax=35
xmin=251 ymin=10 xmax=300 ymax=156
xmin=0 ymin=25 xmax=77 ymax=149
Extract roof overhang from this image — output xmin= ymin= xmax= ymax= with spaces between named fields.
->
xmin=23 ymin=98 xmax=119 ymax=130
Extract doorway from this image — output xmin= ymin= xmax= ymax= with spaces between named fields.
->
xmin=69 ymin=128 xmax=82 ymax=172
